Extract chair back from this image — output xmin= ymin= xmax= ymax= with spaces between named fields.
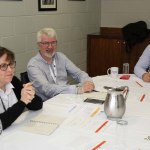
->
xmin=20 ymin=72 xmax=29 ymax=84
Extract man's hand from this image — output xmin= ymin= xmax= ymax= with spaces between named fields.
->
xmin=82 ymin=81 xmax=95 ymax=93
xmin=142 ymin=73 xmax=150 ymax=82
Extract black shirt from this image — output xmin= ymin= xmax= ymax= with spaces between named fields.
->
xmin=0 ymin=76 xmax=43 ymax=130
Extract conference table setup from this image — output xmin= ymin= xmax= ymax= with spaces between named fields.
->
xmin=0 ymin=74 xmax=150 ymax=150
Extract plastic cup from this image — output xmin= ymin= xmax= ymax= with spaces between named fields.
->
xmin=123 ymin=63 xmax=129 ymax=74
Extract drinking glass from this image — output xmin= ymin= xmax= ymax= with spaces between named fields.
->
xmin=123 ymin=63 xmax=129 ymax=74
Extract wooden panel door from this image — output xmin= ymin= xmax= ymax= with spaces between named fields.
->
xmin=87 ymin=36 xmax=123 ymax=77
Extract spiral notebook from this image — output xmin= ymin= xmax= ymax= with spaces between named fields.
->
xmin=22 ymin=114 xmax=64 ymax=135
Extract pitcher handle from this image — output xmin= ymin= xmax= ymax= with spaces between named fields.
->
xmin=123 ymin=86 xmax=129 ymax=100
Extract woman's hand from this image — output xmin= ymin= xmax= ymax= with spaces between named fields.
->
xmin=21 ymin=82 xmax=35 ymax=105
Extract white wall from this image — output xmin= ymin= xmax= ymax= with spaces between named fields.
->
xmin=0 ymin=0 xmax=100 ymax=77
xmin=101 ymin=0 xmax=150 ymax=28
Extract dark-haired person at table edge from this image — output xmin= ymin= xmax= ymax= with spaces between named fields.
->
xmin=27 ymin=28 xmax=95 ymax=101
xmin=0 ymin=47 xmax=43 ymax=130
xmin=134 ymin=44 xmax=150 ymax=82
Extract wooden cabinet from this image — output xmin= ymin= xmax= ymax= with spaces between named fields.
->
xmin=87 ymin=28 xmax=150 ymax=77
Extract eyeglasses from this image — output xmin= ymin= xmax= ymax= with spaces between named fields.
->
xmin=40 ymin=41 xmax=57 ymax=47
xmin=0 ymin=61 xmax=16 ymax=71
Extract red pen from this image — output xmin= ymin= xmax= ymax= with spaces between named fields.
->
xmin=91 ymin=141 xmax=106 ymax=150
xmin=140 ymin=94 xmax=145 ymax=102
xmin=95 ymin=121 xmax=108 ymax=133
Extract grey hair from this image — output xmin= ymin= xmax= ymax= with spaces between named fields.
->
xmin=37 ymin=28 xmax=57 ymax=42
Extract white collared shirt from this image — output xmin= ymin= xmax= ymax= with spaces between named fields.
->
xmin=0 ymin=83 xmax=17 ymax=113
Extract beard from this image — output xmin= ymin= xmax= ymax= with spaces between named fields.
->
xmin=43 ymin=49 xmax=55 ymax=59
xmin=45 ymin=51 xmax=55 ymax=58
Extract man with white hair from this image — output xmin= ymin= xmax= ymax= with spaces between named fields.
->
xmin=27 ymin=28 xmax=95 ymax=101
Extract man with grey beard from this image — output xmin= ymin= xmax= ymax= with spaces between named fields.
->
xmin=27 ymin=28 xmax=95 ymax=101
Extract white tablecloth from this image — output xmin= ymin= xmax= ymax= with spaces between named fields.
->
xmin=0 ymin=75 xmax=150 ymax=150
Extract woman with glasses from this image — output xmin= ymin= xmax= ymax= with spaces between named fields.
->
xmin=0 ymin=47 xmax=43 ymax=130
xmin=27 ymin=28 xmax=95 ymax=101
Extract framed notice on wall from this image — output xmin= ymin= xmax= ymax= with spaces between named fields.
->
xmin=38 ymin=0 xmax=57 ymax=11
xmin=0 ymin=0 xmax=23 ymax=1
xmin=68 ymin=0 xmax=85 ymax=1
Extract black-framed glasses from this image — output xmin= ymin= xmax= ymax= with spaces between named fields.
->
xmin=0 ymin=61 xmax=16 ymax=71
xmin=40 ymin=41 xmax=57 ymax=47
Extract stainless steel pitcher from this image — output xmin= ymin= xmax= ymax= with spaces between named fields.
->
xmin=104 ymin=86 xmax=129 ymax=120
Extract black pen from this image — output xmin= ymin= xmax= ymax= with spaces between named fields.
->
xmin=85 ymin=90 xmax=99 ymax=93
xmin=92 ymin=90 xmax=99 ymax=92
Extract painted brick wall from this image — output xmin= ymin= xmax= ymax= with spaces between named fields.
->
xmin=0 ymin=0 xmax=100 ymax=78
xmin=101 ymin=0 xmax=150 ymax=28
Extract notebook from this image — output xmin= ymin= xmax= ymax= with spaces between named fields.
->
xmin=21 ymin=114 xmax=64 ymax=135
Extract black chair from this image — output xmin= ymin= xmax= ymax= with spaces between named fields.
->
xmin=20 ymin=71 xmax=30 ymax=84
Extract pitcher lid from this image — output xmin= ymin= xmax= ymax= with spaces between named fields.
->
xmin=104 ymin=86 xmax=125 ymax=92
